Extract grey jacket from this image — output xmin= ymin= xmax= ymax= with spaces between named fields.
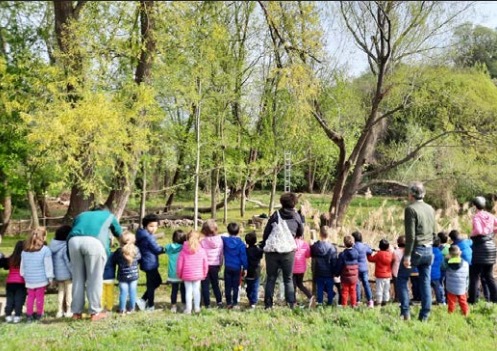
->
xmin=49 ymin=239 xmax=72 ymax=281
xmin=445 ymin=257 xmax=469 ymax=295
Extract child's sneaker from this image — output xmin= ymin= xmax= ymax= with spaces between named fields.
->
xmin=194 ymin=308 xmax=201 ymax=314
xmin=136 ymin=298 xmax=146 ymax=311
xmin=64 ymin=312 xmax=73 ymax=318
xmin=368 ymin=300 xmax=374 ymax=308
xmin=26 ymin=315 xmax=34 ymax=323
xmin=12 ymin=316 xmax=21 ymax=324
xmin=250 ymin=304 xmax=256 ymax=309
xmin=183 ymin=309 xmax=192 ymax=315
xmin=145 ymin=306 xmax=155 ymax=312
xmin=56 ymin=311 xmax=64 ymax=318
xmin=170 ymin=305 xmax=177 ymax=313
xmin=5 ymin=316 xmax=13 ymax=323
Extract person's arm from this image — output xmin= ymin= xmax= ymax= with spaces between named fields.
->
xmin=261 ymin=212 xmax=277 ymax=247
xmin=20 ymin=255 xmax=25 ymax=277
xmin=147 ymin=235 xmax=164 ymax=255
xmin=367 ymin=253 xmax=376 ymax=263
xmin=176 ymin=251 xmax=184 ymax=280
xmin=304 ymin=243 xmax=311 ymax=259
xmin=404 ymin=206 xmax=416 ymax=267
xmin=63 ymin=248 xmax=71 ymax=277
xmin=44 ymin=249 xmax=54 ymax=282
xmin=240 ymin=241 xmax=248 ymax=271
xmin=109 ymin=215 xmax=123 ymax=238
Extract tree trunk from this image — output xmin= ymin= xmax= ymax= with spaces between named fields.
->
xmin=306 ymin=158 xmax=316 ymax=193
xmin=36 ymin=193 xmax=51 ymax=220
xmin=66 ymin=184 xmax=94 ymax=221
xmin=240 ymin=178 xmax=248 ymax=218
xmin=0 ymin=193 xmax=12 ymax=237
xmin=210 ymin=166 xmax=219 ymax=219
xmin=27 ymin=190 xmax=39 ymax=230
xmin=139 ymin=161 xmax=147 ymax=225
xmin=268 ymin=166 xmax=278 ymax=215
xmin=106 ymin=1 xmax=156 ymax=218
xmin=193 ymin=78 xmax=201 ymax=231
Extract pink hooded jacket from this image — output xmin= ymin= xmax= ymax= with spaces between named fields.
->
xmin=200 ymin=236 xmax=224 ymax=266
xmin=177 ymin=242 xmax=208 ymax=282
xmin=293 ymin=238 xmax=311 ymax=274
xmin=472 ymin=210 xmax=497 ymax=237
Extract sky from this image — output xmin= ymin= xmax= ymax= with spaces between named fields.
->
xmin=333 ymin=1 xmax=497 ymax=77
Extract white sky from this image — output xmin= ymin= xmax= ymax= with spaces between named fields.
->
xmin=333 ymin=1 xmax=497 ymax=77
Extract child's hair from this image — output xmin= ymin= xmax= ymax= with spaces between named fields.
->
xmin=449 ymin=245 xmax=461 ymax=257
xmin=319 ymin=226 xmax=329 ymax=239
xmin=227 ymin=222 xmax=240 ymax=236
xmin=187 ymin=230 xmax=201 ymax=252
xmin=201 ymin=219 xmax=218 ymax=236
xmin=351 ymin=231 xmax=362 ymax=243
xmin=120 ymin=232 xmax=138 ymax=266
xmin=343 ymin=235 xmax=354 ymax=248
xmin=172 ymin=229 xmax=187 ymax=244
xmin=448 ymin=230 xmax=460 ymax=242
xmin=295 ymin=229 xmax=304 ymax=239
xmin=397 ymin=235 xmax=406 ymax=248
xmin=433 ymin=237 xmax=441 ymax=247
xmin=245 ymin=231 xmax=257 ymax=246
xmin=8 ymin=240 xmax=24 ymax=268
xmin=437 ymin=231 xmax=448 ymax=244
xmin=379 ymin=239 xmax=389 ymax=251
xmin=142 ymin=213 xmax=159 ymax=228
xmin=55 ymin=225 xmax=72 ymax=241
xmin=23 ymin=227 xmax=47 ymax=252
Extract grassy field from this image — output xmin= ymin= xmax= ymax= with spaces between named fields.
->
xmin=0 ymin=192 xmax=492 ymax=350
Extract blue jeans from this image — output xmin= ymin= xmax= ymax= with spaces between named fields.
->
xmin=397 ymin=246 xmax=433 ymax=320
xmin=431 ymin=279 xmax=445 ymax=304
xmin=356 ymin=271 xmax=373 ymax=302
xmin=201 ymin=265 xmax=223 ymax=307
xmin=119 ymin=280 xmax=138 ymax=312
xmin=224 ymin=267 xmax=241 ymax=306
xmin=316 ymin=276 xmax=334 ymax=305
xmin=246 ymin=278 xmax=260 ymax=305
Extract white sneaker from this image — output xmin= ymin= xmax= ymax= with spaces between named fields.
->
xmin=13 ymin=316 xmax=21 ymax=324
xmin=5 ymin=316 xmax=13 ymax=323
xmin=194 ymin=308 xmax=201 ymax=314
xmin=56 ymin=311 xmax=63 ymax=318
xmin=368 ymin=300 xmax=374 ymax=308
xmin=170 ymin=305 xmax=177 ymax=313
xmin=64 ymin=312 xmax=73 ymax=318
xmin=136 ymin=298 xmax=146 ymax=311
xmin=183 ymin=309 xmax=192 ymax=315
xmin=145 ymin=306 xmax=155 ymax=312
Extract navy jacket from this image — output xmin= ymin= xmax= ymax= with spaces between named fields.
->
xmin=103 ymin=252 xmax=116 ymax=280
xmin=311 ymin=240 xmax=338 ymax=278
xmin=113 ymin=247 xmax=141 ymax=283
xmin=246 ymin=245 xmax=264 ymax=279
xmin=136 ymin=228 xmax=164 ymax=271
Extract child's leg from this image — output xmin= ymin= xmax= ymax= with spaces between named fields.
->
xmin=458 ymin=294 xmax=469 ymax=316
xmin=316 ymin=277 xmax=324 ymax=304
xmin=446 ymin=292 xmax=457 ymax=313
xmin=350 ymin=282 xmax=357 ymax=307
xmin=210 ymin=265 xmax=222 ymax=305
xmin=12 ymin=284 xmax=26 ymax=317
xmin=383 ymin=279 xmax=391 ymax=303
xmin=57 ymin=282 xmax=65 ymax=315
xmin=144 ymin=269 xmax=162 ymax=308
xmin=171 ymin=282 xmax=179 ymax=306
xmin=5 ymin=284 xmax=15 ymax=316
xmin=201 ymin=273 xmax=211 ymax=307
xmin=295 ymin=273 xmax=312 ymax=300
xmin=341 ymin=283 xmax=350 ymax=306
xmin=193 ymin=281 xmax=201 ymax=312
xmin=26 ymin=288 xmax=35 ymax=316
xmin=246 ymin=279 xmax=255 ymax=305
xmin=376 ymin=278 xmax=384 ymax=304
xmin=184 ymin=281 xmax=193 ymax=313
xmin=232 ymin=270 xmax=241 ymax=306
xmin=324 ymin=278 xmax=334 ymax=305
xmin=35 ymin=286 xmax=46 ymax=316
xmin=65 ymin=281 xmax=73 ymax=315
xmin=118 ymin=282 xmax=129 ymax=312
xmin=180 ymin=282 xmax=186 ymax=304
xmin=129 ymin=280 xmax=137 ymax=312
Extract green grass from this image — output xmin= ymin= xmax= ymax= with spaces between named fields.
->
xmin=1 ymin=301 xmax=497 ymax=350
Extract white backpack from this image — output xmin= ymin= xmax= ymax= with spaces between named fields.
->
xmin=263 ymin=211 xmax=297 ymax=253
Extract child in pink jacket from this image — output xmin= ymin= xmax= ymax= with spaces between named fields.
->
xmin=200 ymin=219 xmax=224 ymax=308
xmin=293 ymin=231 xmax=313 ymax=305
xmin=177 ymin=230 xmax=208 ymax=314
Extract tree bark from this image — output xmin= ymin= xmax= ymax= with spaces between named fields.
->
xmin=139 ymin=161 xmax=147 ymax=225
xmin=0 ymin=183 xmax=12 ymax=237
xmin=106 ymin=1 xmax=156 ymax=219
xmin=27 ymin=189 xmax=39 ymax=230
xmin=36 ymin=193 xmax=51 ymax=220
xmin=268 ymin=166 xmax=278 ymax=215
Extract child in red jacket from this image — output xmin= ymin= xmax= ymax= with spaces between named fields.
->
xmin=367 ymin=239 xmax=393 ymax=306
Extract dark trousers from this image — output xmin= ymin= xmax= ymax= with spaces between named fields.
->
xmin=316 ymin=276 xmax=334 ymax=304
xmin=246 ymin=277 xmax=260 ymax=305
xmin=5 ymin=283 xmax=27 ymax=316
xmin=142 ymin=268 xmax=162 ymax=308
xmin=171 ymin=282 xmax=186 ymax=305
xmin=201 ymin=265 xmax=222 ymax=306
xmin=264 ymin=251 xmax=296 ymax=308
xmin=468 ymin=264 xmax=497 ymax=303
xmin=293 ymin=273 xmax=312 ymax=300
xmin=224 ymin=267 xmax=241 ymax=306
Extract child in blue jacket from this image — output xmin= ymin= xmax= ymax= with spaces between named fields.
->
xmin=221 ymin=223 xmax=248 ymax=309
xmin=430 ymin=238 xmax=445 ymax=305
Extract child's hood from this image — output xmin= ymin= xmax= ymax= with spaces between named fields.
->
xmin=312 ymin=241 xmax=332 ymax=256
xmin=166 ymin=242 xmax=183 ymax=254
xmin=447 ymin=256 xmax=463 ymax=270
xmin=201 ymin=236 xmax=223 ymax=249
xmin=342 ymin=247 xmax=359 ymax=263
xmin=222 ymin=236 xmax=243 ymax=250
xmin=49 ymin=239 xmax=66 ymax=254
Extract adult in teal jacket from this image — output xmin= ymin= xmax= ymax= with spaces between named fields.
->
xmin=68 ymin=205 xmax=122 ymax=321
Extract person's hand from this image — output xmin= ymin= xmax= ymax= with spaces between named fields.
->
xmin=403 ymin=257 xmax=411 ymax=269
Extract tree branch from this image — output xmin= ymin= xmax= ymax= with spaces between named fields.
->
xmin=73 ymin=1 xmax=87 ymax=20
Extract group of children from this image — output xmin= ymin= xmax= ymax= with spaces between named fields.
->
xmin=0 ymin=213 xmax=471 ymax=322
